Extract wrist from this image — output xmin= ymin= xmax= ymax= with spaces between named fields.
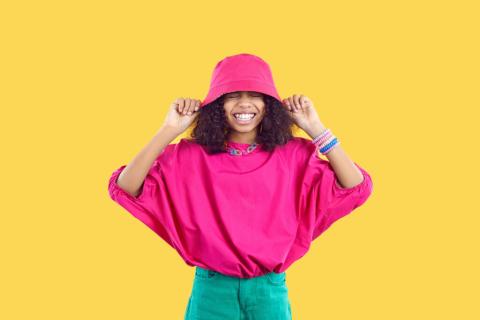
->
xmin=305 ymin=122 xmax=327 ymax=139
xmin=158 ymin=125 xmax=182 ymax=138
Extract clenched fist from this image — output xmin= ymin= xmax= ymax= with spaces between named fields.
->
xmin=282 ymin=94 xmax=323 ymax=133
xmin=163 ymin=97 xmax=201 ymax=134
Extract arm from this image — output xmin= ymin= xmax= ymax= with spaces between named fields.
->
xmin=282 ymin=94 xmax=367 ymax=189
xmin=304 ymin=122 xmax=365 ymax=189
xmin=116 ymin=125 xmax=180 ymax=197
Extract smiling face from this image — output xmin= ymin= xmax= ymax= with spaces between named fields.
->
xmin=222 ymin=91 xmax=266 ymax=142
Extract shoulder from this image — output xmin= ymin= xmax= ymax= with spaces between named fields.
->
xmin=179 ymin=137 xmax=196 ymax=146
xmin=276 ymin=136 xmax=315 ymax=165
xmin=157 ymin=138 xmax=202 ymax=159
xmin=290 ymin=136 xmax=313 ymax=147
xmin=178 ymin=137 xmax=203 ymax=153
xmin=275 ymin=136 xmax=317 ymax=166
xmin=282 ymin=136 xmax=316 ymax=155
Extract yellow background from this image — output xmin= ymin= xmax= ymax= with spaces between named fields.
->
xmin=2 ymin=0 xmax=479 ymax=319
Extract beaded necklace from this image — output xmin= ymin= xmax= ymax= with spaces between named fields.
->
xmin=225 ymin=141 xmax=259 ymax=156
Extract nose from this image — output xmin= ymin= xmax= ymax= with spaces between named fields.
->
xmin=237 ymin=93 xmax=255 ymax=105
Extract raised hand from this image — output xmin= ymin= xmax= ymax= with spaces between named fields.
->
xmin=163 ymin=97 xmax=201 ymax=134
xmin=282 ymin=94 xmax=324 ymax=134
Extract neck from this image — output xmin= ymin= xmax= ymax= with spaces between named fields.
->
xmin=227 ymin=130 xmax=258 ymax=144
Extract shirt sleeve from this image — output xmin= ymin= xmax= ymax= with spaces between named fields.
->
xmin=107 ymin=143 xmax=178 ymax=249
xmin=296 ymin=139 xmax=374 ymax=241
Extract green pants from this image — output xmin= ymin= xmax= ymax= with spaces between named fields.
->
xmin=184 ymin=266 xmax=292 ymax=319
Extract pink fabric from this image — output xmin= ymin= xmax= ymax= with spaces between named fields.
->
xmin=107 ymin=137 xmax=373 ymax=278
xmin=200 ymin=53 xmax=283 ymax=108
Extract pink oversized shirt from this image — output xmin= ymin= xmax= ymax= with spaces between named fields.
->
xmin=108 ymin=137 xmax=373 ymax=278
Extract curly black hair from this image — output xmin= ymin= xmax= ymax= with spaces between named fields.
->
xmin=186 ymin=93 xmax=296 ymax=154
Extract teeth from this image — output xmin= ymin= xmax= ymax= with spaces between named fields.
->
xmin=234 ymin=113 xmax=255 ymax=120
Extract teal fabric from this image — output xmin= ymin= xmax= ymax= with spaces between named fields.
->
xmin=184 ymin=266 xmax=292 ymax=319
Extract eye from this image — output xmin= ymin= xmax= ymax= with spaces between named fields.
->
xmin=225 ymin=92 xmax=262 ymax=99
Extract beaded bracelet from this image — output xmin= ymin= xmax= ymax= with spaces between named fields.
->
xmin=311 ymin=128 xmax=340 ymax=155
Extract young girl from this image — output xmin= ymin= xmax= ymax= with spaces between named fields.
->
xmin=108 ymin=53 xmax=373 ymax=319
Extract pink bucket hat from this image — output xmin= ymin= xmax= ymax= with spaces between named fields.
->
xmin=199 ymin=53 xmax=283 ymax=108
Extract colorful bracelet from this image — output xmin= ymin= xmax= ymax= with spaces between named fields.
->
xmin=311 ymin=128 xmax=340 ymax=155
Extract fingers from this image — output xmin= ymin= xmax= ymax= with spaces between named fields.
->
xmin=189 ymin=99 xmax=201 ymax=115
xmin=283 ymin=94 xmax=307 ymax=112
xmin=282 ymin=98 xmax=292 ymax=112
xmin=176 ymin=98 xmax=202 ymax=115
